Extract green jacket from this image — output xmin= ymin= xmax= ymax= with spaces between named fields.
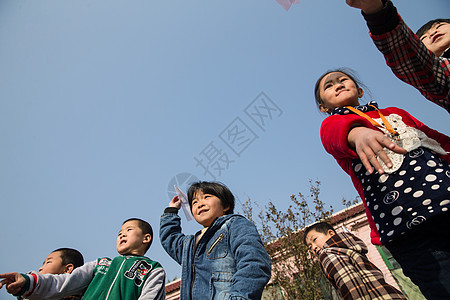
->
xmin=19 ymin=255 xmax=165 ymax=300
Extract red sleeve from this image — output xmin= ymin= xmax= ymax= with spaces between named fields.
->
xmin=320 ymin=114 xmax=378 ymax=160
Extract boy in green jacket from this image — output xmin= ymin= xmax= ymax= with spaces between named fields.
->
xmin=0 ymin=218 xmax=165 ymax=300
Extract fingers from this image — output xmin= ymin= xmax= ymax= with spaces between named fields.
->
xmin=356 ymin=143 xmax=385 ymax=174
xmin=345 ymin=0 xmax=363 ymax=9
xmin=6 ymin=282 xmax=22 ymax=295
xmin=372 ymin=134 xmax=407 ymax=171
xmin=169 ymin=195 xmax=182 ymax=209
xmin=0 ymin=279 xmax=18 ymax=294
xmin=0 ymin=273 xmax=14 ymax=289
xmin=385 ymin=141 xmax=407 ymax=154
xmin=357 ymin=150 xmax=374 ymax=174
xmin=350 ymin=126 xmax=408 ymax=174
xmin=0 ymin=279 xmax=8 ymax=289
xmin=6 ymin=273 xmax=25 ymax=295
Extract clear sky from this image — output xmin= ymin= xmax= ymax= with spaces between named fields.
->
xmin=0 ymin=0 xmax=449 ymax=297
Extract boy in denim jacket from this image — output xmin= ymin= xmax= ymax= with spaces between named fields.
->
xmin=160 ymin=181 xmax=271 ymax=300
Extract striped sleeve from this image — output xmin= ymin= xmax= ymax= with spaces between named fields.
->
xmin=369 ymin=15 xmax=450 ymax=112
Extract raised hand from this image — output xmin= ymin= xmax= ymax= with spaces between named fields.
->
xmin=345 ymin=0 xmax=384 ymax=14
xmin=169 ymin=195 xmax=182 ymax=210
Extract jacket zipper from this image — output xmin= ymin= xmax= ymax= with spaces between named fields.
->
xmin=208 ymin=233 xmax=224 ymax=255
xmin=105 ymin=256 xmax=127 ymax=300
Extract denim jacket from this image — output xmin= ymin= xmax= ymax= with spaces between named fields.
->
xmin=160 ymin=210 xmax=271 ymax=300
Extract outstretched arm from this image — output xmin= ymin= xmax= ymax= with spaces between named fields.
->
xmin=349 ymin=0 xmax=450 ymax=112
xmin=348 ymin=127 xmax=407 ymax=174
xmin=2 ymin=262 xmax=95 ymax=300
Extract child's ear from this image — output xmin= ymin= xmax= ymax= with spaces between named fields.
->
xmin=143 ymin=233 xmax=152 ymax=245
xmin=319 ymin=104 xmax=330 ymax=113
xmin=64 ymin=264 xmax=75 ymax=274
xmin=357 ymin=87 xmax=364 ymax=98
xmin=222 ymin=205 xmax=230 ymax=215
xmin=328 ymin=229 xmax=335 ymax=237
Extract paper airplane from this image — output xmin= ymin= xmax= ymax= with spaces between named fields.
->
xmin=276 ymin=0 xmax=299 ymax=11
xmin=174 ymin=185 xmax=194 ymax=221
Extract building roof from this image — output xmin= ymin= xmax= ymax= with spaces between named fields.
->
xmin=165 ymin=278 xmax=181 ymax=293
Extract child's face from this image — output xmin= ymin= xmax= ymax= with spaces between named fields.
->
xmin=117 ymin=220 xmax=151 ymax=256
xmin=191 ymin=190 xmax=229 ymax=227
xmin=318 ymin=72 xmax=363 ymax=113
xmin=305 ymin=229 xmax=335 ymax=255
xmin=38 ymin=251 xmax=69 ymax=274
xmin=420 ymin=22 xmax=450 ymax=57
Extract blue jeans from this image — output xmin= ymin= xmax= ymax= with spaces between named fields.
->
xmin=385 ymin=214 xmax=450 ymax=300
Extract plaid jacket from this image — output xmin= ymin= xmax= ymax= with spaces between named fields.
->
xmin=363 ymin=0 xmax=450 ymax=113
xmin=319 ymin=232 xmax=406 ymax=300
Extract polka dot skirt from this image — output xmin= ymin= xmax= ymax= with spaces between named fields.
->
xmin=353 ymin=147 xmax=450 ymax=244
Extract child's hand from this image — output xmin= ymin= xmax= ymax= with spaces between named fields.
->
xmin=169 ymin=195 xmax=182 ymax=210
xmin=348 ymin=127 xmax=407 ymax=174
xmin=0 ymin=272 xmax=26 ymax=295
xmin=345 ymin=0 xmax=384 ymax=14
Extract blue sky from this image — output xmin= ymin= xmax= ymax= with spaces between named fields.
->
xmin=0 ymin=0 xmax=449 ymax=297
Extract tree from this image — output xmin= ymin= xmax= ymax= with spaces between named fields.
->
xmin=241 ymin=180 xmax=358 ymax=300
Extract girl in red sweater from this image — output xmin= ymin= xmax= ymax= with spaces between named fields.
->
xmin=315 ymin=68 xmax=450 ymax=299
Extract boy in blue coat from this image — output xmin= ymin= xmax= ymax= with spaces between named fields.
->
xmin=160 ymin=181 xmax=271 ymax=300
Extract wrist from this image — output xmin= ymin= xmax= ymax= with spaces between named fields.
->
xmin=363 ymin=0 xmax=399 ymax=35
xmin=347 ymin=125 xmax=363 ymax=149
xmin=164 ymin=207 xmax=179 ymax=214
xmin=13 ymin=274 xmax=30 ymax=297
xmin=361 ymin=0 xmax=384 ymax=14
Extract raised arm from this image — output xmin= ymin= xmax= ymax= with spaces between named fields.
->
xmin=348 ymin=0 xmax=450 ymax=112
xmin=159 ymin=195 xmax=188 ymax=265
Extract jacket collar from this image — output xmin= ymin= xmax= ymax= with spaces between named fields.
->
xmin=331 ymin=100 xmax=379 ymax=115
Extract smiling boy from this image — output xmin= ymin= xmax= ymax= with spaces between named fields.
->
xmin=0 ymin=218 xmax=165 ymax=300
xmin=304 ymin=222 xmax=406 ymax=300
xmin=160 ymin=181 xmax=271 ymax=300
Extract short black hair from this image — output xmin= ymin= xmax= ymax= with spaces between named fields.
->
xmin=123 ymin=218 xmax=154 ymax=250
xmin=314 ymin=68 xmax=367 ymax=114
xmin=303 ymin=222 xmax=336 ymax=245
xmin=53 ymin=248 xmax=84 ymax=269
xmin=187 ymin=181 xmax=235 ymax=214
xmin=416 ymin=19 xmax=450 ymax=38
